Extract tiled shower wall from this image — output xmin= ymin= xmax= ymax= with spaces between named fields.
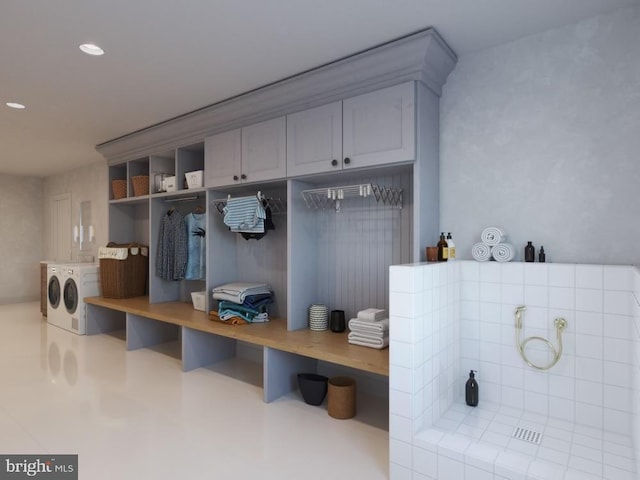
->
xmin=389 ymin=260 xmax=639 ymax=479
xmin=389 ymin=262 xmax=459 ymax=479
xmin=459 ymin=262 xmax=636 ymax=435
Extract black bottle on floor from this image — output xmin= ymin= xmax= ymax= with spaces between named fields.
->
xmin=465 ymin=370 xmax=478 ymax=407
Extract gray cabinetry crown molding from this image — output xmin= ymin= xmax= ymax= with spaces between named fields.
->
xmin=96 ymin=28 xmax=456 ymax=165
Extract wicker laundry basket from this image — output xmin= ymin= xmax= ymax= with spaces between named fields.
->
xmin=131 ymin=175 xmax=149 ymax=197
xmin=111 ymin=179 xmax=127 ymax=200
xmin=99 ymin=243 xmax=148 ymax=298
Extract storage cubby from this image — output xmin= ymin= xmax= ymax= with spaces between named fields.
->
xmin=109 ymin=164 xmax=127 ymax=200
xmin=177 ymin=142 xmax=205 ymax=192
xmin=206 ymin=184 xmax=288 ymax=317
xmin=128 ymin=158 xmax=150 ymax=198
xmin=288 ymin=166 xmax=412 ymax=330
xmin=149 ymin=193 xmax=207 ymax=304
xmin=149 ymin=151 xmax=176 ymax=194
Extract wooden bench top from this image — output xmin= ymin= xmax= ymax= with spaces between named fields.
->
xmin=85 ymin=296 xmax=389 ymax=376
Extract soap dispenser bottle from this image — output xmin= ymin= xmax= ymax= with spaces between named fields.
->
xmin=465 ymin=370 xmax=478 ymax=407
xmin=524 ymin=241 xmax=535 ymax=262
xmin=446 ymin=233 xmax=456 ymax=261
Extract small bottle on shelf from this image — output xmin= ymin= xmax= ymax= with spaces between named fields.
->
xmin=538 ymin=246 xmax=546 ymax=263
xmin=446 ymin=232 xmax=455 ymax=261
xmin=524 ymin=241 xmax=535 ymax=262
xmin=437 ymin=232 xmax=448 ymax=262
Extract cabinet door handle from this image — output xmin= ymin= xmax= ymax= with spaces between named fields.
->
xmin=343 ymin=157 xmax=351 ymax=165
xmin=233 ymin=175 xmax=239 ymax=181
xmin=240 ymin=174 xmax=247 ymax=180
xmin=331 ymin=159 xmax=338 ymax=167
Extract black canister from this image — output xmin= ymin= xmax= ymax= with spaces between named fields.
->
xmin=330 ymin=310 xmax=346 ymax=333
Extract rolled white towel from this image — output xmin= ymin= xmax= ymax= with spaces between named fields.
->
xmin=491 ymin=243 xmax=515 ymax=262
xmin=481 ymin=227 xmax=507 ymax=246
xmin=471 ymin=242 xmax=492 ymax=262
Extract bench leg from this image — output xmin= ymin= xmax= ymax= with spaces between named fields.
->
xmin=263 ymin=347 xmax=317 ymax=403
xmin=126 ymin=313 xmax=179 ymax=351
xmin=181 ymin=327 xmax=236 ymax=372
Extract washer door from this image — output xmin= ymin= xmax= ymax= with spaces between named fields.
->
xmin=48 ymin=276 xmax=61 ymax=309
xmin=63 ymin=278 xmax=78 ymax=314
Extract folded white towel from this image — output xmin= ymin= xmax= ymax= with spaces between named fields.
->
xmin=212 ymin=282 xmax=271 ymax=303
xmin=481 ymin=227 xmax=507 ymax=246
xmin=357 ymin=308 xmax=387 ymax=322
xmin=348 ymin=330 xmax=387 ymax=341
xmin=471 ymin=243 xmax=492 ymax=262
xmin=491 ymin=243 xmax=515 ymax=262
xmin=348 ymin=318 xmax=389 ymax=334
xmin=348 ymin=333 xmax=389 ymax=349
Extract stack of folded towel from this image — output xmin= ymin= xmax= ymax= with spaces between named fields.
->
xmin=348 ymin=308 xmax=389 ymax=349
xmin=472 ymin=226 xmax=515 ymax=262
xmin=212 ymin=282 xmax=273 ymax=323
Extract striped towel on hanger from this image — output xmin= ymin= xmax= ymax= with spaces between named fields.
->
xmin=223 ymin=195 xmax=266 ymax=233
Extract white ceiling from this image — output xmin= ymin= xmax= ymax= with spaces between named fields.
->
xmin=1 ymin=0 xmax=637 ymax=177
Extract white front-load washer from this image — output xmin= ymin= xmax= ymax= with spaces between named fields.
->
xmin=59 ymin=263 xmax=101 ymax=335
xmin=47 ymin=263 xmax=66 ymax=328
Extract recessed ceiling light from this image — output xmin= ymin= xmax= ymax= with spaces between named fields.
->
xmin=79 ymin=43 xmax=104 ymax=56
xmin=6 ymin=102 xmax=26 ymax=109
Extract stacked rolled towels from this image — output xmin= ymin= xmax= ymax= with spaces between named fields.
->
xmin=348 ymin=308 xmax=389 ymax=350
xmin=472 ymin=227 xmax=515 ymax=262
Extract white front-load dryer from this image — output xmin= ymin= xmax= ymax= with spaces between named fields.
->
xmin=59 ymin=263 xmax=101 ymax=335
xmin=46 ymin=263 xmax=66 ymax=329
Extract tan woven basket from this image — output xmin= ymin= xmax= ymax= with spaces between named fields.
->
xmin=131 ymin=175 xmax=149 ymax=197
xmin=99 ymin=242 xmax=148 ymax=298
xmin=111 ymin=179 xmax=127 ymax=200
xmin=327 ymin=376 xmax=356 ymax=419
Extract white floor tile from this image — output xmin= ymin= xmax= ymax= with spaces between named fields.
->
xmin=0 ymin=303 xmax=389 ymax=480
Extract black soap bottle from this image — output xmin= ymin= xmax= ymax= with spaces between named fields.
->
xmin=437 ymin=232 xmax=448 ymax=262
xmin=538 ymin=246 xmax=546 ymax=263
xmin=465 ymin=370 xmax=478 ymax=407
xmin=524 ymin=241 xmax=535 ymax=262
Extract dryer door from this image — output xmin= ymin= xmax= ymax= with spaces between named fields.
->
xmin=63 ymin=278 xmax=78 ymax=314
xmin=48 ymin=276 xmax=61 ymax=309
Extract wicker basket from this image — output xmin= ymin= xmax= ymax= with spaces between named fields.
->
xmin=112 ymin=179 xmax=127 ymax=200
xmin=98 ymin=243 xmax=148 ymax=298
xmin=131 ymin=175 xmax=149 ymax=197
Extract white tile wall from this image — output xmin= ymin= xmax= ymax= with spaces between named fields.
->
xmin=389 ymin=261 xmax=639 ymax=479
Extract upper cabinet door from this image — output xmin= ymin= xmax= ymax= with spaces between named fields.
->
xmin=286 ymin=102 xmax=342 ymax=177
xmin=342 ymin=82 xmax=415 ymax=169
xmin=204 ymin=128 xmax=242 ymax=188
xmin=241 ymin=116 xmax=287 ymax=184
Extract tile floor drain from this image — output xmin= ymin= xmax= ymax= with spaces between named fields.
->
xmin=512 ymin=426 xmax=542 ymax=445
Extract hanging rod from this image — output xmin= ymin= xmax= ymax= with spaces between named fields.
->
xmin=300 ymin=183 xmax=402 ymax=212
xmin=164 ymin=195 xmax=201 ymax=203
xmin=211 ymin=191 xmax=287 ymax=215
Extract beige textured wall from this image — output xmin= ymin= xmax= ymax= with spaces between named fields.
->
xmin=42 ymin=162 xmax=109 ymax=263
xmin=0 ymin=175 xmax=43 ymax=303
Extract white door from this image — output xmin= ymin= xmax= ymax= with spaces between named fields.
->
xmin=241 ymin=116 xmax=287 ymax=184
xmin=204 ymin=128 xmax=242 ymax=187
xmin=286 ymin=101 xmax=343 ymax=177
xmin=52 ymin=193 xmax=72 ymax=261
xmin=342 ymin=81 xmax=415 ymax=169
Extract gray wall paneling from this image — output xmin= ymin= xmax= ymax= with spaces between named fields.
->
xmin=287 ymin=179 xmax=320 ymax=330
xmin=414 ymin=82 xmax=441 ymax=260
